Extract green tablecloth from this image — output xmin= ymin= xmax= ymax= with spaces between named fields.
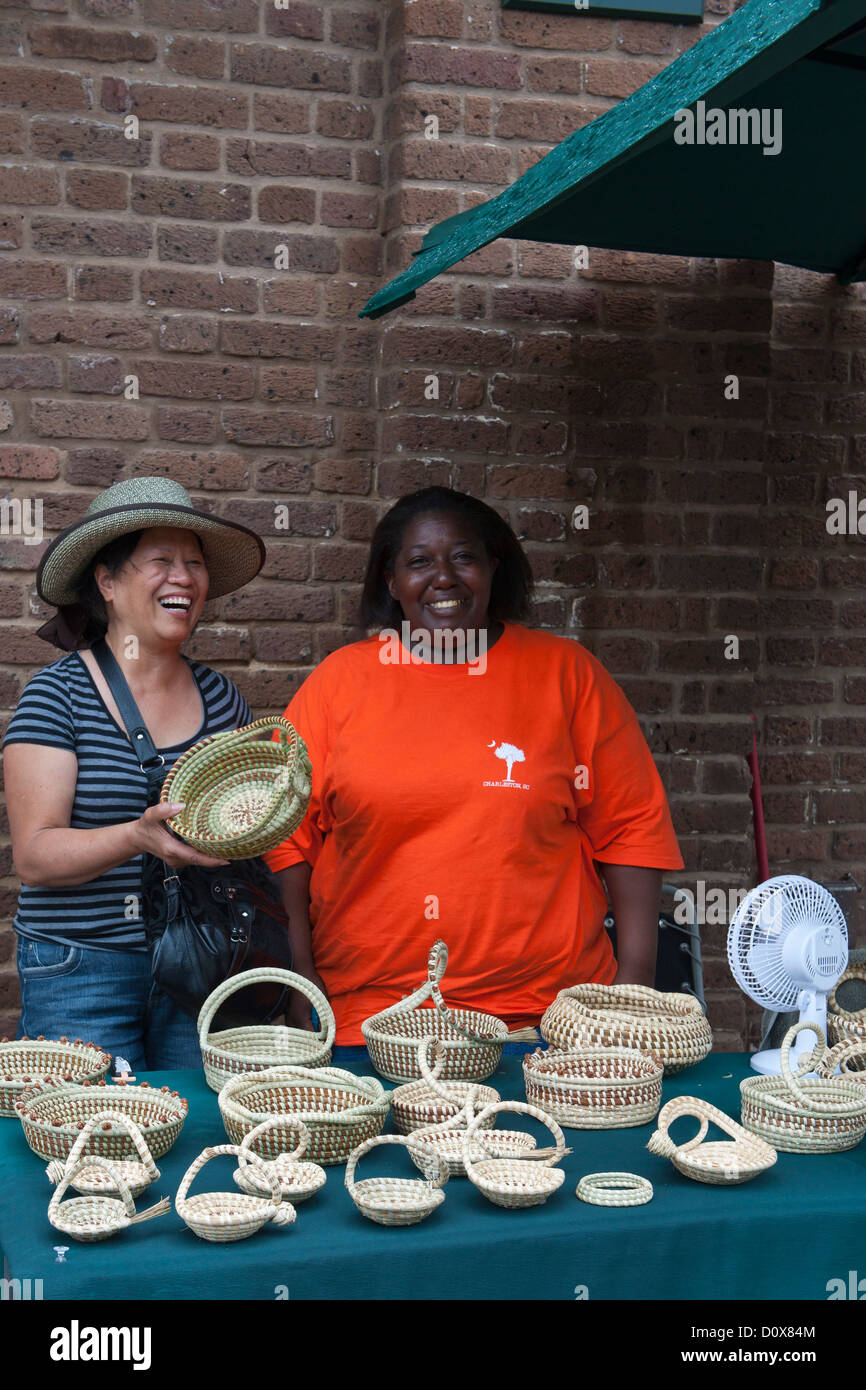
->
xmin=1 ymin=1052 xmax=862 ymax=1301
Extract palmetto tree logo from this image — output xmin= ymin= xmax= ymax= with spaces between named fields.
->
xmin=488 ymin=740 xmax=525 ymax=784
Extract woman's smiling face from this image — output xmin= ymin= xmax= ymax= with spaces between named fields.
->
xmin=95 ymin=526 xmax=209 ymax=645
xmin=386 ymin=512 xmax=498 ymax=634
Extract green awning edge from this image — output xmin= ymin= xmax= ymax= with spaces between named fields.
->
xmin=360 ymin=0 xmax=850 ymax=319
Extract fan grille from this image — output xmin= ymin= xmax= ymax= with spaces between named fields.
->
xmin=727 ymin=875 xmax=848 ymax=1010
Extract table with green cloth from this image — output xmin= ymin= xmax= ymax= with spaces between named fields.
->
xmin=0 ymin=1052 xmax=861 ymax=1301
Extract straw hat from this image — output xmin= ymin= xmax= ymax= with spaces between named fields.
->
xmin=37 ymin=477 xmax=266 ymax=606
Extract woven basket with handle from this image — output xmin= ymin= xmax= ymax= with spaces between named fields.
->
xmin=541 ymin=983 xmax=712 ymax=1076
xmin=828 ymin=964 xmax=866 ymax=1068
xmin=361 ymin=940 xmax=509 ymax=1085
xmin=48 ymin=1156 xmax=170 ymax=1243
xmin=390 ymin=1037 xmax=500 ymax=1134
xmin=233 ymin=1116 xmax=327 ymax=1205
xmin=740 ymin=1021 xmax=866 ymax=1154
xmin=159 ymin=716 xmax=311 ymax=859
xmin=219 ymin=1065 xmax=389 ymax=1167
xmin=648 ymin=1095 xmax=777 ymax=1185
xmin=523 ymin=1045 xmax=663 ymax=1130
xmin=176 ymin=1144 xmax=296 ymax=1242
xmin=15 ymin=1079 xmax=188 ymax=1163
xmin=462 ymin=1100 xmax=568 ymax=1209
xmin=198 ymin=967 xmax=335 ymax=1093
xmin=45 ymin=1109 xmax=160 ymax=1199
xmin=0 ymin=1035 xmax=111 ymax=1118
xmin=345 ymin=1134 xmax=449 ymax=1226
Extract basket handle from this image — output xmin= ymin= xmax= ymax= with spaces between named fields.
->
xmin=780 ymin=1021 xmax=866 ymax=1114
xmin=197 ymin=966 xmax=336 ymax=1056
xmin=461 ymin=1100 xmax=566 ymax=1184
xmin=647 ymin=1095 xmax=752 ymax=1159
xmin=425 ymin=940 xmax=503 ymax=1045
xmin=816 ymin=1037 xmax=866 ymax=1078
xmin=344 ymin=1133 xmax=449 ymax=1196
xmin=49 ymin=1155 xmax=137 ymax=1223
xmin=48 ymin=1110 xmax=159 ymax=1186
xmin=176 ymin=1144 xmax=285 ymax=1222
xmin=828 ymin=964 xmax=866 ymax=1021
xmin=239 ymin=1116 xmax=310 ymax=1165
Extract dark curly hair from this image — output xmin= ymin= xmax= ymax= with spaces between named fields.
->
xmin=74 ymin=530 xmax=145 ymax=647
xmin=359 ymin=487 xmax=534 ymax=629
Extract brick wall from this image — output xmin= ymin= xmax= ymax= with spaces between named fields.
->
xmin=0 ymin=0 xmax=863 ymax=1048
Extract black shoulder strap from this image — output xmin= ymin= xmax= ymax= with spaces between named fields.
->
xmin=91 ymin=638 xmax=165 ymax=779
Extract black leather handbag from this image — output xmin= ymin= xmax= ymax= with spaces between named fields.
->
xmin=92 ymin=640 xmax=292 ymax=1027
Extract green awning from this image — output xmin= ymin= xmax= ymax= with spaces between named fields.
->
xmin=361 ymin=0 xmax=866 ymax=319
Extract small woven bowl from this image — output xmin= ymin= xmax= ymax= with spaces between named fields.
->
xmin=233 ymin=1117 xmax=326 ymax=1205
xmin=648 ymin=1096 xmax=778 ymax=1186
xmin=48 ymin=1155 xmax=170 ymax=1243
xmin=828 ymin=966 xmax=866 ymax=1070
xmin=16 ymin=1080 xmax=188 ymax=1164
xmin=46 ymin=1110 xmax=160 ymax=1199
xmin=177 ymin=1144 xmax=296 ymax=1243
xmin=345 ymin=1135 xmax=448 ymax=1226
xmin=523 ymin=1046 xmax=663 ymax=1129
xmin=0 ymin=1035 xmax=111 ymax=1118
xmin=219 ymin=1066 xmax=389 ymax=1167
xmin=407 ymin=1126 xmax=537 ymax=1179
xmin=463 ymin=1101 xmax=568 ymax=1210
xmin=160 ymin=716 xmax=311 ymax=860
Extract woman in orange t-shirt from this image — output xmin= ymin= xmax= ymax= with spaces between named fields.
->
xmin=266 ymin=486 xmax=684 ymax=1046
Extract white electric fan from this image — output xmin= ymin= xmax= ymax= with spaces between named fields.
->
xmin=727 ymin=874 xmax=848 ymax=1074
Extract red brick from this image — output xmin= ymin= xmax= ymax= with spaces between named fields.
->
xmin=382 ymin=324 xmax=511 ymax=367
xmin=230 ymin=43 xmax=351 ymax=92
xmin=584 ymin=57 xmax=660 ymax=97
xmin=0 ymin=260 xmax=65 ymax=298
xmin=259 ymin=366 xmax=316 ymax=403
xmin=253 ymin=92 xmax=310 ymax=133
xmin=129 ymin=80 xmax=245 ymax=128
xmin=142 ymin=269 xmax=255 ymax=313
xmin=257 ymin=186 xmax=317 ymax=225
xmin=395 ymin=44 xmax=520 ymax=89
xmin=223 ymin=230 xmax=337 ymax=274
xmin=397 ymin=0 xmax=462 ymax=38
xmin=258 ymin=543 xmax=310 ymax=582
xmin=156 ymin=406 xmax=217 ymax=444
xmin=133 ymin=358 xmax=254 ymax=401
xmin=30 ymin=399 xmax=149 ymax=440
xmin=499 ymin=12 xmax=612 ymax=49
xmin=314 ymin=459 xmax=371 ymax=494
xmin=317 ymin=98 xmax=374 ymax=141
xmin=226 ymin=137 xmax=349 ymax=181
xmin=139 ymin=0 xmax=257 ymax=30
xmin=0 ymin=444 xmax=58 ymax=478
xmin=221 ymin=408 xmax=333 ymax=448
xmin=0 ymin=63 xmax=89 ymax=110
xmin=28 ymin=307 xmax=151 ymax=347
xmin=31 ymin=117 xmax=151 ymax=166
xmin=0 ymin=112 xmax=24 ymax=154
xmin=253 ymin=457 xmax=312 ymax=494
xmin=65 ymin=169 xmax=128 ymax=210
xmin=382 ymin=414 xmax=507 ymax=455
xmin=81 ymin=0 xmax=134 ymax=14
xmin=184 ymin=626 xmax=250 ymax=662
xmin=165 ymin=34 xmax=225 ymax=79
xmin=131 ymin=175 xmax=249 ymax=221
xmin=491 ymin=285 xmax=598 ymax=323
xmin=65 ymin=446 xmax=124 ymax=486
xmin=221 ymin=321 xmax=338 ymax=361
xmin=158 ymin=315 xmax=218 ymax=354
xmin=320 ymin=191 xmax=377 ymax=229
xmin=29 ymin=216 xmax=148 ymax=260
xmin=393 ymin=139 xmax=510 ymax=184
xmin=261 ymin=278 xmax=320 ymax=316
xmin=136 ymin=449 xmax=248 ymax=490
xmin=100 ymin=76 xmax=129 ymax=112
xmin=30 ymin=23 xmax=156 ymax=61
xmin=0 ymin=354 xmax=60 ymax=388
xmin=159 ymin=132 xmax=220 ymax=171
xmin=0 ymin=164 xmax=59 ymax=204
xmin=265 ymin=1 xmax=324 ymax=39
xmin=156 ymin=224 xmax=219 ymax=264
xmin=66 ymin=354 xmax=124 ymax=394
xmin=330 ymin=6 xmax=379 ymax=48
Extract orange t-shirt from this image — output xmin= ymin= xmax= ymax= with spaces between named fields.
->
xmin=265 ymin=622 xmax=684 ymax=1043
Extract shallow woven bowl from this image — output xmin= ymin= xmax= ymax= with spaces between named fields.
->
xmin=468 ymin=1158 xmax=565 ymax=1209
xmin=407 ymin=1127 xmax=537 ymax=1179
xmin=541 ymin=984 xmax=712 ymax=1076
xmin=49 ymin=1194 xmax=134 ymax=1243
xmin=219 ymin=1066 xmax=389 ymax=1167
xmin=740 ymin=1075 xmax=866 ymax=1154
xmin=523 ymin=1046 xmax=663 ymax=1129
xmin=160 ymin=717 xmax=311 ymax=860
xmin=16 ymin=1081 xmax=188 ymax=1163
xmin=350 ymin=1177 xmax=446 ymax=1227
xmin=234 ymin=1155 xmax=326 ymax=1204
xmin=180 ymin=1193 xmax=295 ymax=1242
xmin=670 ymin=1140 xmax=777 ymax=1186
xmin=390 ymin=1078 xmax=500 ymax=1134
xmin=0 ymin=1037 xmax=111 ymax=1118
xmin=362 ymin=1008 xmax=508 ymax=1086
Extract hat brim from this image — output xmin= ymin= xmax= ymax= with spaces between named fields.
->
xmin=36 ymin=502 xmax=266 ymax=606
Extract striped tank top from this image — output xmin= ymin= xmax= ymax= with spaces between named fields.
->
xmin=2 ymin=652 xmax=251 ymax=952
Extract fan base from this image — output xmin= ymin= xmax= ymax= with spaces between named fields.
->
xmin=750 ymin=1045 xmax=818 ymax=1077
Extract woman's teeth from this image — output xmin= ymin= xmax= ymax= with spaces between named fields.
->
xmin=159 ymin=598 xmax=191 ymax=611
xmin=428 ymin=599 xmax=465 ymax=611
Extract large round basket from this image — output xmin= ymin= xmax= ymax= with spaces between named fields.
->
xmin=540 ymin=984 xmax=712 ymax=1076
xmin=159 ymin=716 xmax=311 ymax=859
xmin=828 ymin=965 xmax=866 ymax=1069
xmin=15 ymin=1080 xmax=188 ymax=1163
xmin=523 ymin=1046 xmax=663 ymax=1129
xmin=361 ymin=941 xmax=508 ymax=1085
xmin=199 ymin=968 xmax=335 ymax=1093
xmin=740 ymin=1022 xmax=866 ymax=1155
xmin=0 ymin=1036 xmax=111 ymax=1119
xmin=219 ymin=1065 xmax=389 ymax=1167
xmin=647 ymin=1095 xmax=777 ymax=1185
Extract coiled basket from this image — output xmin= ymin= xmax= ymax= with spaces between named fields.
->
xmin=219 ymin=1065 xmax=389 ymax=1167
xmin=0 ymin=1036 xmax=111 ymax=1118
xmin=541 ymin=984 xmax=712 ymax=1076
xmin=828 ymin=964 xmax=866 ymax=1069
xmin=199 ymin=967 xmax=335 ymax=1093
xmin=361 ymin=940 xmax=509 ymax=1085
xmin=523 ymin=1046 xmax=663 ymax=1129
xmin=16 ymin=1079 xmax=188 ymax=1163
xmin=160 ymin=715 xmax=311 ymax=859
xmin=740 ymin=1022 xmax=866 ymax=1154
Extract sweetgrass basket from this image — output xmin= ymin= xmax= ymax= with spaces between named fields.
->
xmin=541 ymin=984 xmax=712 ymax=1076
xmin=390 ymin=1038 xmax=500 ymax=1134
xmin=48 ymin=1156 xmax=170 ymax=1243
xmin=647 ymin=1096 xmax=778 ymax=1185
xmin=345 ymin=1134 xmax=449 ymax=1226
xmin=16 ymin=1079 xmax=188 ymax=1163
xmin=0 ymin=1036 xmax=111 ymax=1118
xmin=176 ymin=1144 xmax=296 ymax=1242
xmin=462 ymin=1100 xmax=568 ymax=1209
xmin=233 ymin=1116 xmax=327 ymax=1205
xmin=46 ymin=1110 xmax=160 ymax=1199
xmin=199 ymin=967 xmax=335 ymax=1093
xmin=740 ymin=1022 xmax=866 ymax=1154
xmin=219 ymin=1065 xmax=389 ymax=1167
xmin=159 ymin=716 xmax=311 ymax=859
xmin=361 ymin=940 xmax=508 ymax=1085
xmin=828 ymin=964 xmax=866 ymax=1068
xmin=523 ymin=1046 xmax=663 ymax=1130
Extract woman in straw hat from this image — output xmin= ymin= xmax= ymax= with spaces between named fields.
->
xmin=3 ymin=477 xmax=266 ymax=1070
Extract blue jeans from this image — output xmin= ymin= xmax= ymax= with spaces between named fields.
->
xmin=16 ymin=938 xmax=202 ymax=1073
